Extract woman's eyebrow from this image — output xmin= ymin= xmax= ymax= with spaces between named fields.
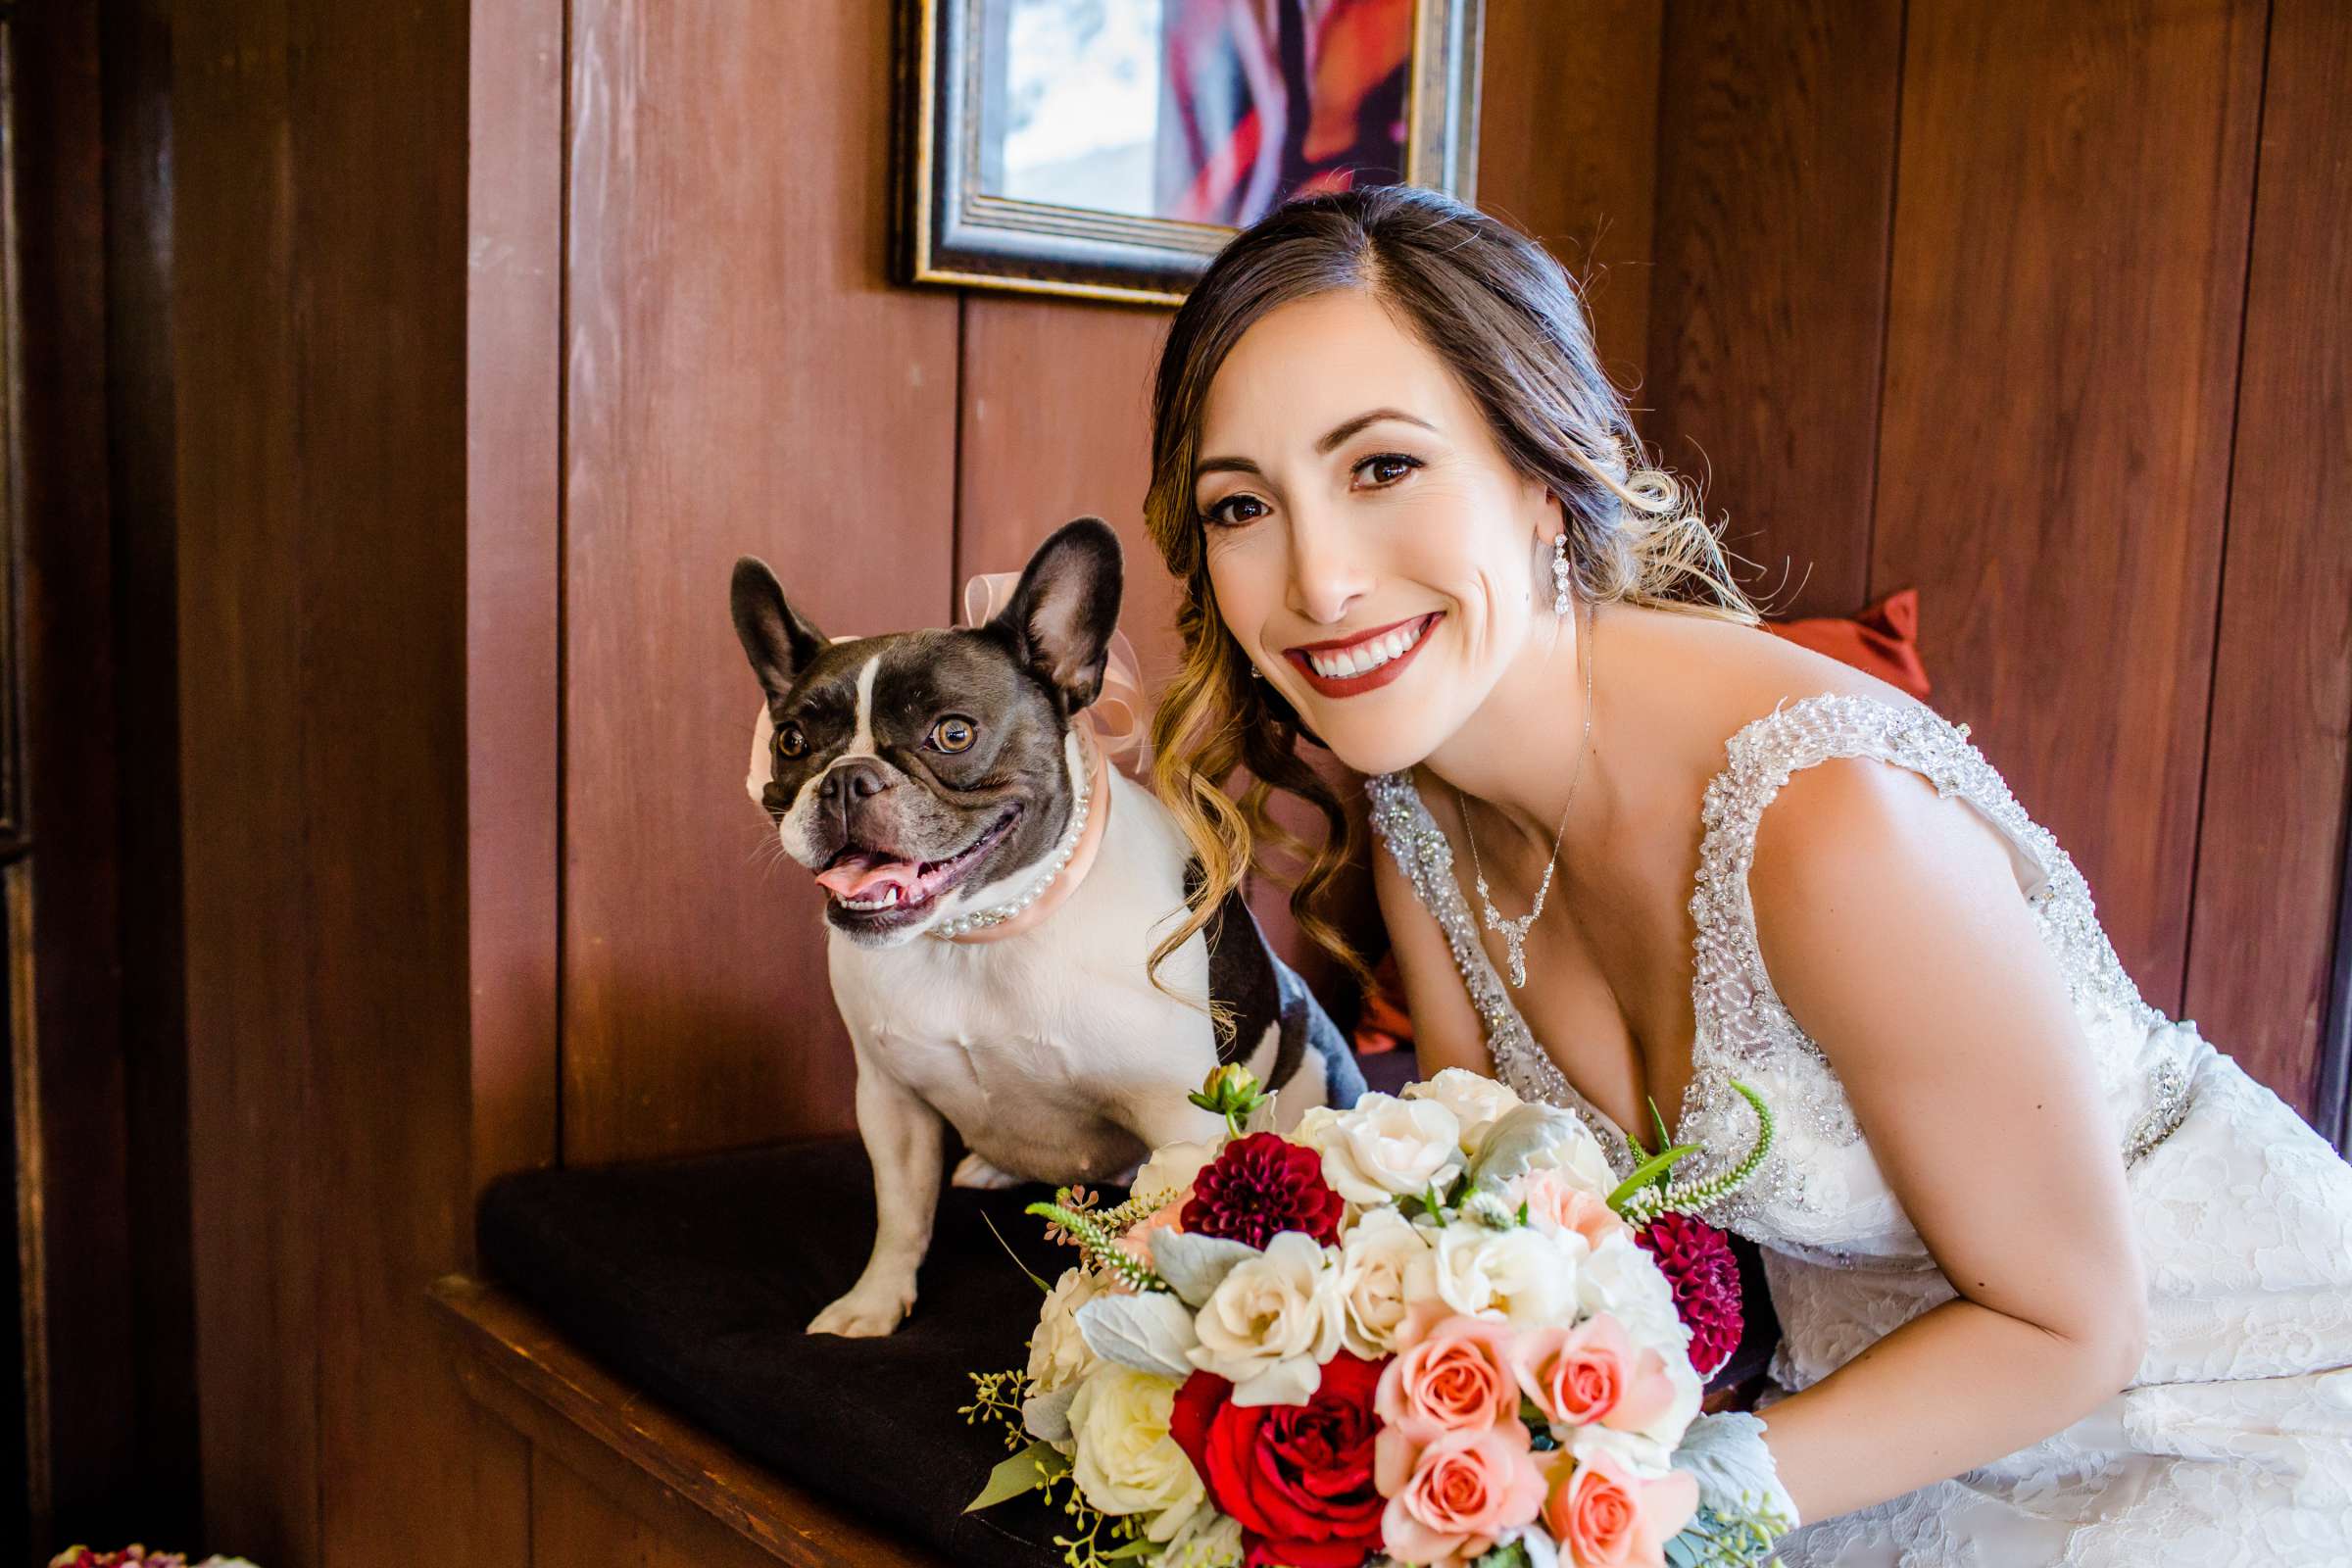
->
xmin=1193 ymin=407 xmax=1439 ymax=483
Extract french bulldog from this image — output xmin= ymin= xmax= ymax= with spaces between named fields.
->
xmin=732 ymin=517 xmax=1365 ymax=1337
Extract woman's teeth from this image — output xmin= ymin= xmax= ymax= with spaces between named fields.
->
xmin=1304 ymin=617 xmax=1426 ymax=679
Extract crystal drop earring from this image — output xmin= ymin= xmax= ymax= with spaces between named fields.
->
xmin=1551 ymin=530 xmax=1573 ymax=617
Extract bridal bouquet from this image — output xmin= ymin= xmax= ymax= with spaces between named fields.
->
xmin=962 ymin=1065 xmax=1788 ymax=1568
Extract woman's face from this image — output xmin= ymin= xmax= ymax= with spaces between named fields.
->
xmin=1194 ymin=287 xmax=1557 ymax=777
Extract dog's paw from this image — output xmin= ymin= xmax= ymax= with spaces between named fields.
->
xmin=807 ymin=1282 xmax=913 ymax=1338
xmin=951 ymin=1152 xmax=1023 ymax=1190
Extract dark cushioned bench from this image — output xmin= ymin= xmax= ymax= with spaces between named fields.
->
xmin=475 ymin=1054 xmax=1778 ymax=1567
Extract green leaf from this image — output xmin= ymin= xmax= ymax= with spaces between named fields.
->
xmin=1099 ymin=1540 xmax=1159 ymax=1560
xmin=1608 ymin=1143 xmax=1701 ymax=1210
xmin=1648 ymin=1096 xmax=1674 ymax=1156
xmin=964 ymin=1439 xmax=1069 ymax=1512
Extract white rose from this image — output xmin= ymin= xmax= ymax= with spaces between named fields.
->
xmin=1066 ymin=1363 xmax=1206 ymax=1540
xmin=1161 ymin=1504 xmax=1245 ymax=1568
xmin=1333 ymin=1206 xmax=1431 ymax=1356
xmin=1296 ymin=1093 xmax=1463 ymax=1205
xmin=1135 ymin=1135 xmax=1225 ymax=1202
xmin=1028 ymin=1265 xmax=1107 ymax=1395
xmin=1518 ymin=1115 xmax=1621 ymax=1199
xmin=1405 ymin=1223 xmax=1579 ymax=1328
xmin=1187 ymin=1231 xmax=1346 ymax=1405
xmin=1402 ymin=1068 xmax=1524 ymax=1152
xmin=1578 ymin=1230 xmax=1690 ymax=1354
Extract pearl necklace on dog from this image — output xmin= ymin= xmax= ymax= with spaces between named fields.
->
xmin=931 ymin=722 xmax=1111 ymax=943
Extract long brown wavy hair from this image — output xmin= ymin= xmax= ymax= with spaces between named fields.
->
xmin=1143 ymin=185 xmax=1759 ymax=995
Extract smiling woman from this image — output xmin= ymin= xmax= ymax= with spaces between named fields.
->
xmin=1134 ymin=185 xmax=2352 ymax=1566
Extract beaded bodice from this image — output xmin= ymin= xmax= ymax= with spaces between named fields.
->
xmin=1365 ymin=691 xmax=2198 ymax=1268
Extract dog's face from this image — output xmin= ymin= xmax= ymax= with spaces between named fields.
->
xmin=732 ymin=517 xmax=1124 ymax=948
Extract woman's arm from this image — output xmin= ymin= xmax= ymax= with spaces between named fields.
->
xmin=1368 ymin=814 xmax=1495 ymax=1081
xmin=1739 ymin=756 xmax=2150 ymax=1526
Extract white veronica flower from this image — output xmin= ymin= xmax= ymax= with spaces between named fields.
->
xmin=1028 ymin=1265 xmax=1108 ymax=1395
xmin=1295 ymin=1094 xmax=1464 ymax=1205
xmin=1067 ymin=1364 xmax=1205 ymax=1540
xmin=1405 ymin=1222 xmax=1580 ymax=1328
xmin=1402 ymin=1067 xmax=1526 ymax=1153
xmin=1333 ymin=1206 xmax=1431 ymax=1356
xmin=1188 ymin=1230 xmax=1346 ymax=1405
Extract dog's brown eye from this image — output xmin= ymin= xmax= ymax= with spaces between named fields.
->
xmin=776 ymin=722 xmax=808 ymax=759
xmin=930 ymin=715 xmax=976 ymax=753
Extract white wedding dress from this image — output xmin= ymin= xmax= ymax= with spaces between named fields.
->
xmin=1366 ymin=691 xmax=2352 ymax=1565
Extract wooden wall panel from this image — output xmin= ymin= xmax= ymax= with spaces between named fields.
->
xmin=467 ymin=0 xmax=566 ymax=1196
xmin=2182 ymin=0 xmax=2352 ymax=1119
xmin=1646 ymin=0 xmax=1904 ymax=617
xmin=174 ymin=0 xmax=322 ymax=1554
xmin=1478 ymin=0 xmax=1663 ymax=394
xmin=561 ymin=0 xmax=961 ymax=1164
xmin=1868 ymin=0 xmax=2267 ymax=1011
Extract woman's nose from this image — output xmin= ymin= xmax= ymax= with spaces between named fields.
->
xmin=1284 ymin=506 xmax=1372 ymax=626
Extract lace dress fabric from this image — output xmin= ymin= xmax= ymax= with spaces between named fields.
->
xmin=1365 ymin=692 xmax=2352 ymax=1565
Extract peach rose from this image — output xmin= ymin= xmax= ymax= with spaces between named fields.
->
xmin=1112 ymin=1196 xmax=1187 ymax=1279
xmin=1375 ymin=1419 xmax=1547 ymax=1568
xmin=1375 ymin=1313 xmax=1520 ymax=1435
xmin=1512 ymin=1167 xmax=1630 ymax=1250
xmin=1517 ymin=1313 xmax=1679 ymax=1433
xmin=1543 ymin=1448 xmax=1697 ymax=1568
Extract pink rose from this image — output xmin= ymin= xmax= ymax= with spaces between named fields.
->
xmin=1375 ymin=1420 xmax=1546 ymax=1568
xmin=1375 ymin=1314 xmax=1520 ymax=1435
xmin=1112 ymin=1197 xmax=1188 ymax=1279
xmin=1512 ymin=1168 xmax=1628 ymax=1250
xmin=1516 ymin=1313 xmax=1677 ymax=1432
xmin=1543 ymin=1449 xmax=1697 ymax=1568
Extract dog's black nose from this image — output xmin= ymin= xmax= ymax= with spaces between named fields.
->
xmin=820 ymin=759 xmax=891 ymax=807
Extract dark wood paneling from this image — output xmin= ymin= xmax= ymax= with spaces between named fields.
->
xmin=561 ymin=0 xmax=960 ymax=1163
xmin=1869 ymin=0 xmax=2267 ymax=1011
xmin=1477 ymin=0 xmax=1662 ymax=399
xmin=2183 ymin=0 xmax=2352 ymax=1119
xmin=956 ymin=298 xmax=1171 ymax=684
xmin=467 ymin=0 xmax=565 ymax=1198
xmin=174 ymin=0 xmax=322 ymax=1552
xmin=1646 ymin=0 xmax=1905 ymax=617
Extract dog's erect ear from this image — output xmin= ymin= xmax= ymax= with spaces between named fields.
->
xmin=987 ymin=517 xmax=1124 ymax=712
xmin=730 ymin=556 xmax=830 ymax=705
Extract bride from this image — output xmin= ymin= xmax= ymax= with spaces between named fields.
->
xmin=1137 ymin=185 xmax=2352 ymax=1564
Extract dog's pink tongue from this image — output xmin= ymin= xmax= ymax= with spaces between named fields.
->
xmin=815 ymin=854 xmax=917 ymax=900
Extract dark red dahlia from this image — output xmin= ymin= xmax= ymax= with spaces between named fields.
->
xmin=1182 ymin=1131 xmax=1345 ymax=1249
xmin=1635 ymin=1210 xmax=1744 ymax=1377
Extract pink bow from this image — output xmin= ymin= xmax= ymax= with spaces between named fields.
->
xmin=958 ymin=571 xmax=1150 ymax=766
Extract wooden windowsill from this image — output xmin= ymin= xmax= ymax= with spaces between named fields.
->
xmin=430 ymin=1273 xmax=948 ymax=1568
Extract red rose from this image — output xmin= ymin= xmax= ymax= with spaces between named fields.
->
xmin=1170 ymin=1351 xmax=1390 ymax=1568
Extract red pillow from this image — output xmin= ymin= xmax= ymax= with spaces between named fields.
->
xmin=1762 ymin=587 xmax=1931 ymax=700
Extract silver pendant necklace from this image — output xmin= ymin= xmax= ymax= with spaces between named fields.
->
xmin=1454 ymin=595 xmax=1595 ymax=988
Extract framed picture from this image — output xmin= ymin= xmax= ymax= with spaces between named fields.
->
xmin=895 ymin=0 xmax=1486 ymax=307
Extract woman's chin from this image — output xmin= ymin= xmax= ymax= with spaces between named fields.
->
xmin=1301 ymin=717 xmax=1442 ymax=780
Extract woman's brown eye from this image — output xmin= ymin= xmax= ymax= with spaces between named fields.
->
xmin=931 ymin=715 xmax=976 ymax=753
xmin=1205 ymin=495 xmax=1267 ymax=527
xmin=1360 ymin=453 xmax=1419 ymax=485
xmin=776 ymin=723 xmax=808 ymax=759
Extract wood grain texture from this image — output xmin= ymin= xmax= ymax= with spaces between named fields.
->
xmin=436 ymin=1276 xmax=944 ymax=1568
xmin=468 ymin=0 xmax=566 ymax=1200
xmin=1477 ymin=0 xmax=1663 ymax=400
xmin=6 ymin=0 xmax=142 ymax=1541
xmin=2182 ymin=0 xmax=2352 ymax=1116
xmin=1646 ymin=0 xmax=1905 ymax=617
xmin=1869 ymin=0 xmax=2267 ymax=1011
xmin=562 ymin=0 xmax=960 ymax=1163
xmin=172 ymin=0 xmax=322 ymax=1555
